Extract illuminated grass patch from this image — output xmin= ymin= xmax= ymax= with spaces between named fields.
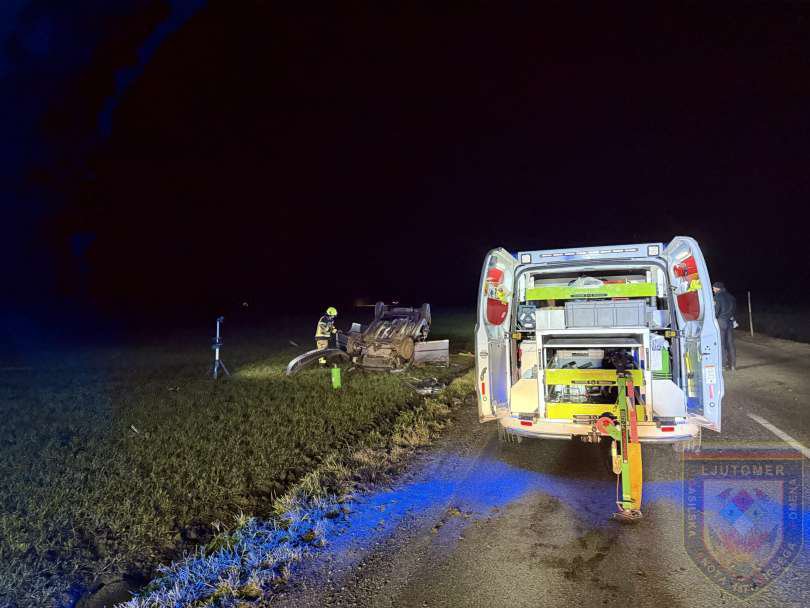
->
xmin=122 ymin=368 xmax=476 ymax=608
xmin=0 ymin=313 xmax=473 ymax=606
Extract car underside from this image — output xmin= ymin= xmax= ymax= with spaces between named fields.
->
xmin=344 ymin=302 xmax=431 ymax=370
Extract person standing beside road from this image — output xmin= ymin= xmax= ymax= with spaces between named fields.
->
xmin=712 ymin=282 xmax=736 ymax=371
xmin=315 ymin=307 xmax=338 ymax=365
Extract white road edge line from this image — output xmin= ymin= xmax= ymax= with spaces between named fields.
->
xmin=748 ymin=413 xmax=810 ymax=459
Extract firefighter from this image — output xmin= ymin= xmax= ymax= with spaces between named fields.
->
xmin=315 ymin=307 xmax=338 ymax=365
xmin=712 ymin=282 xmax=737 ymax=371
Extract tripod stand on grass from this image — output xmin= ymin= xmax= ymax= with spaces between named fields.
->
xmin=211 ymin=316 xmax=230 ymax=379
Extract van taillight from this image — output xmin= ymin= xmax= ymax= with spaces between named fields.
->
xmin=520 ymin=420 xmax=532 ymax=427
xmin=481 ymin=382 xmax=486 ymax=396
xmin=661 ymin=426 xmax=675 ymax=432
xmin=486 ymin=299 xmax=508 ymax=325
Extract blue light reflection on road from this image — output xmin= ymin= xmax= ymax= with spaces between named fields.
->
xmin=327 ymin=455 xmax=624 ymax=552
xmin=325 ymin=453 xmax=809 ymax=598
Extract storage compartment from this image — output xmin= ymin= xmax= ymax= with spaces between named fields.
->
xmin=564 ymin=300 xmax=646 ymax=328
xmin=518 ymin=341 xmax=538 ymax=379
xmin=535 ymin=307 xmax=565 ymax=330
xmin=538 ymin=334 xmax=649 ymax=420
xmin=646 ymin=308 xmax=671 ymax=329
xmin=550 ymin=348 xmax=604 ymax=369
xmin=649 ymin=333 xmax=672 ymax=379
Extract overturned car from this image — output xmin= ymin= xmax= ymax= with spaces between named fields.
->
xmin=285 ymin=302 xmax=432 ymax=375
xmin=342 ymin=302 xmax=432 ymax=370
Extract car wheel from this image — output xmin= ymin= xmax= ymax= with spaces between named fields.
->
xmin=498 ymin=423 xmax=521 ymax=445
xmin=398 ymin=336 xmax=415 ymax=361
xmin=420 ymin=303 xmax=431 ymax=326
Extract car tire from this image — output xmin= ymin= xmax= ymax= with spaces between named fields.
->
xmin=498 ymin=424 xmax=521 ymax=445
xmin=420 ymin=303 xmax=431 ymax=326
xmin=398 ymin=336 xmax=415 ymax=362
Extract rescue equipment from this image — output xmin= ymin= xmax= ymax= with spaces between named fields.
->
xmin=597 ymin=373 xmax=643 ymax=522
xmin=477 ymin=238 xmax=725 ymax=521
xmin=526 ymin=281 xmax=657 ymax=301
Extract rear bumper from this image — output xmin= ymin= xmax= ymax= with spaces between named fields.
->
xmin=499 ymin=415 xmax=700 ymax=443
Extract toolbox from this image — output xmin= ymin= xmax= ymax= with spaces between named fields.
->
xmin=564 ymin=300 xmax=646 ymax=328
xmin=534 ymin=307 xmax=565 ymax=330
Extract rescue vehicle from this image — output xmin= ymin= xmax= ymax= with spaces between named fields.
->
xmin=476 ymin=237 xmax=723 ymax=445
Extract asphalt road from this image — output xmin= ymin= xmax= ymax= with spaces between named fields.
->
xmin=273 ymin=333 xmax=810 ymax=608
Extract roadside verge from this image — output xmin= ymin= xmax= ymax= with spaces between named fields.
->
xmin=118 ymin=366 xmax=476 ymax=608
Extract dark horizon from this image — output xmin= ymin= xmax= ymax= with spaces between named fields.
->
xmin=3 ymin=3 xmax=810 ymax=340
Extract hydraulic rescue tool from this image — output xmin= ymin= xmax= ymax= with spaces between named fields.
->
xmin=596 ymin=372 xmax=643 ymax=522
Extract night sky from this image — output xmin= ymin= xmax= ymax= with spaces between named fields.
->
xmin=3 ymin=3 xmax=809 ymax=337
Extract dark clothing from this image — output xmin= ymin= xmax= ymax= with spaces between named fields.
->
xmin=714 ymin=288 xmax=737 ymax=369
xmin=719 ymin=320 xmax=736 ymax=369
xmin=714 ymin=289 xmax=736 ymax=323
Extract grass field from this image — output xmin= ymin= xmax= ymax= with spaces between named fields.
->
xmin=0 ymin=311 xmax=475 ymax=607
xmin=734 ymin=303 xmax=810 ymax=344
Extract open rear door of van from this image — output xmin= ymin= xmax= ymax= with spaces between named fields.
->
xmin=664 ymin=236 xmax=724 ymax=431
xmin=476 ymin=248 xmax=517 ymax=422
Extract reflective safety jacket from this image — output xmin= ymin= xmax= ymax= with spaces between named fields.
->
xmin=315 ymin=315 xmax=336 ymax=339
